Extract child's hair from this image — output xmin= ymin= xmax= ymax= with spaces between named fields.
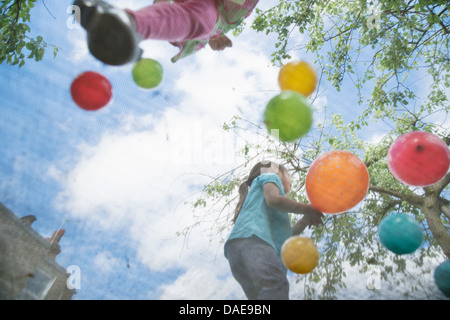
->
xmin=232 ymin=160 xmax=288 ymax=223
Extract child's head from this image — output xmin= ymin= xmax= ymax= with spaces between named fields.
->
xmin=260 ymin=160 xmax=292 ymax=193
xmin=233 ymin=160 xmax=291 ymax=223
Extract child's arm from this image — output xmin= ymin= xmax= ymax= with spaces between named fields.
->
xmin=291 ymin=214 xmax=322 ymax=235
xmin=291 ymin=218 xmax=308 ymax=236
xmin=263 ymin=183 xmax=324 ymax=225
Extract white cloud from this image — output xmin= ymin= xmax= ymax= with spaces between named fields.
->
xmin=93 ymin=251 xmax=121 ymax=274
xmin=367 ymin=131 xmax=387 ymax=145
xmin=158 ymin=266 xmax=246 ymax=300
xmin=65 ymin=28 xmax=92 ymax=63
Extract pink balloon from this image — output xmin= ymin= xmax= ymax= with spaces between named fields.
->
xmin=388 ymin=131 xmax=450 ymax=186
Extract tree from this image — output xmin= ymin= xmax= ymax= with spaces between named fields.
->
xmin=1 ymin=0 xmax=58 ymax=67
xmin=189 ymin=0 xmax=449 ymax=299
xmin=251 ymin=0 xmax=449 ymax=124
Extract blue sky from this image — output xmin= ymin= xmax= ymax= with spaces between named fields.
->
xmin=1 ymin=0 xmax=447 ymax=300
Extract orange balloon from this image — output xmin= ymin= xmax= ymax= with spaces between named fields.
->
xmin=306 ymin=150 xmax=370 ymax=214
xmin=281 ymin=236 xmax=319 ymax=274
xmin=278 ymin=61 xmax=317 ymax=97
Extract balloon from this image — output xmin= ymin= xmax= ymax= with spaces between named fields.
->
xmin=305 ymin=150 xmax=370 ymax=214
xmin=132 ymin=58 xmax=163 ymax=89
xmin=263 ymin=90 xmax=313 ymax=142
xmin=387 ymin=131 xmax=450 ymax=187
xmin=278 ymin=61 xmax=317 ymax=97
xmin=434 ymin=261 xmax=450 ymax=298
xmin=281 ymin=236 xmax=319 ymax=274
xmin=70 ymin=71 xmax=112 ymax=111
xmin=378 ymin=213 xmax=423 ymax=255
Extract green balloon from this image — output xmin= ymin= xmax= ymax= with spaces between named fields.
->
xmin=132 ymin=58 xmax=163 ymax=89
xmin=264 ymin=90 xmax=313 ymax=142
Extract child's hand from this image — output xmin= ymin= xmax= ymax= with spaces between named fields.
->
xmin=292 ymin=206 xmax=324 ymax=235
xmin=301 ymin=204 xmax=324 ymax=227
xmin=209 ymin=36 xmax=233 ymax=51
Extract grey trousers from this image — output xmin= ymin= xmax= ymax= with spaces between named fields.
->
xmin=225 ymin=236 xmax=289 ymax=300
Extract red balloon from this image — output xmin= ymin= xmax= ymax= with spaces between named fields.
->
xmin=388 ymin=131 xmax=450 ymax=187
xmin=70 ymin=71 xmax=112 ymax=111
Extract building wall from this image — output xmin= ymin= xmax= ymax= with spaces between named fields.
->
xmin=0 ymin=203 xmax=75 ymax=300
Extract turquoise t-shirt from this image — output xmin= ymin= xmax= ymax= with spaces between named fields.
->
xmin=225 ymin=173 xmax=292 ymax=257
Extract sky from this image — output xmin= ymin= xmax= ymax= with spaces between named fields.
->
xmin=0 ymin=0 xmax=448 ymax=300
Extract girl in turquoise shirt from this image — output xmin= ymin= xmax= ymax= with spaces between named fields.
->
xmin=225 ymin=160 xmax=323 ymax=300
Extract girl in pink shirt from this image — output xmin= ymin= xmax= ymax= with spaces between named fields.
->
xmin=74 ymin=0 xmax=259 ymax=65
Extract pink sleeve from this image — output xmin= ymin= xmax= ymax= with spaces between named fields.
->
xmin=153 ymin=0 xmax=190 ymax=3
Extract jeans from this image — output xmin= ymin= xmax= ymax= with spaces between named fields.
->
xmin=225 ymin=236 xmax=289 ymax=300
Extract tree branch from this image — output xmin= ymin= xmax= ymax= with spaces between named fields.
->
xmin=435 ymin=172 xmax=450 ymax=194
xmin=441 ymin=203 xmax=450 ymax=220
xmin=369 ymin=185 xmax=424 ymax=205
xmin=376 ymin=199 xmax=403 ymax=223
xmin=11 ymin=0 xmax=22 ymax=26
xmin=423 ymin=172 xmax=450 ymax=196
